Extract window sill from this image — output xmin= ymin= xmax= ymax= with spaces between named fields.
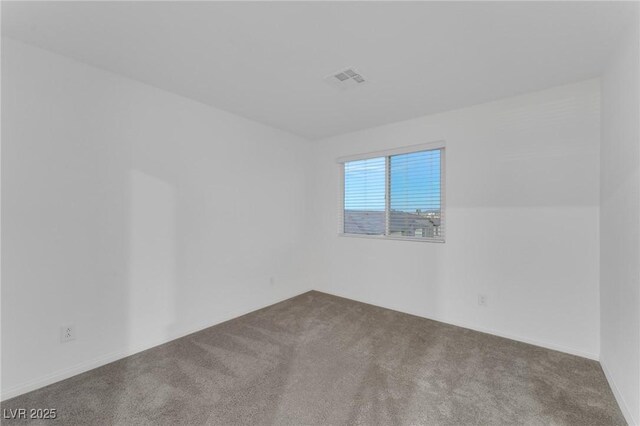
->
xmin=338 ymin=233 xmax=445 ymax=243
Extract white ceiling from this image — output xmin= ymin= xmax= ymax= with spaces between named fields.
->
xmin=2 ymin=1 xmax=636 ymax=140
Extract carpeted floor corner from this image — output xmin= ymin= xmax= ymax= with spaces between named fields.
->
xmin=1 ymin=290 xmax=627 ymax=425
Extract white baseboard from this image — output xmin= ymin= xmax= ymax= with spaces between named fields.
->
xmin=1 ymin=288 xmax=313 ymax=401
xmin=0 ymin=288 xmax=602 ymax=401
xmin=1 ymin=349 xmax=129 ymax=402
xmin=601 ymin=356 xmax=638 ymax=426
xmin=443 ymin=318 xmax=599 ymax=360
xmin=316 ymin=289 xmax=599 ymax=361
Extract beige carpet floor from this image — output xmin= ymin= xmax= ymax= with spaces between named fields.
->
xmin=1 ymin=291 xmax=626 ymax=425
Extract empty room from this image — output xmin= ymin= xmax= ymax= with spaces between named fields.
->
xmin=1 ymin=1 xmax=639 ymax=425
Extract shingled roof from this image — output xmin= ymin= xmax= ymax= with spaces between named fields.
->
xmin=344 ymin=210 xmax=441 ymax=236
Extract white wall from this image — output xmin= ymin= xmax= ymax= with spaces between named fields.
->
xmin=307 ymin=80 xmax=601 ymax=359
xmin=600 ymin=7 xmax=640 ymax=425
xmin=1 ymin=38 xmax=312 ymax=399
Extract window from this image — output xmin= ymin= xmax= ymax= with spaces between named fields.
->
xmin=340 ymin=143 xmax=445 ymax=242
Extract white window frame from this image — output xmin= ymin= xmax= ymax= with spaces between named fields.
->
xmin=337 ymin=140 xmax=446 ymax=243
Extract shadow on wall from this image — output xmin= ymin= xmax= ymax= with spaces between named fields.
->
xmin=97 ymin=169 xmax=179 ymax=418
xmin=128 ymin=169 xmax=178 ymax=349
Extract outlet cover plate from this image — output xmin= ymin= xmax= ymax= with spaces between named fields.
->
xmin=61 ymin=325 xmax=76 ymax=342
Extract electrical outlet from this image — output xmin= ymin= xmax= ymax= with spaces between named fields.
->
xmin=60 ymin=325 xmax=76 ymax=343
xmin=478 ymin=294 xmax=487 ymax=307
xmin=269 ymin=276 xmax=275 ymax=286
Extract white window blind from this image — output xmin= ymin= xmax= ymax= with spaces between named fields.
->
xmin=343 ymin=157 xmax=386 ymax=235
xmin=340 ymin=143 xmax=444 ymax=242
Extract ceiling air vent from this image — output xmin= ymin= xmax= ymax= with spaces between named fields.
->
xmin=324 ymin=67 xmax=367 ymax=91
